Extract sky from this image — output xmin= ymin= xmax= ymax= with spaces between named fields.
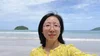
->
xmin=0 ymin=0 xmax=100 ymax=30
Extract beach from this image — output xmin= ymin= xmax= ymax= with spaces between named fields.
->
xmin=0 ymin=39 xmax=100 ymax=56
xmin=0 ymin=30 xmax=100 ymax=56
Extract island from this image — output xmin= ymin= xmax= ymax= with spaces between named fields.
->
xmin=14 ymin=26 xmax=28 ymax=30
xmin=91 ymin=27 xmax=100 ymax=31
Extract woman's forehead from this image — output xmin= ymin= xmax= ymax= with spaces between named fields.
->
xmin=44 ymin=16 xmax=60 ymax=23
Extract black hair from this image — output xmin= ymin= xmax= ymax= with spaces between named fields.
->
xmin=38 ymin=12 xmax=65 ymax=47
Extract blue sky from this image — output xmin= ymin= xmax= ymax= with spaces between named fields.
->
xmin=0 ymin=0 xmax=100 ymax=30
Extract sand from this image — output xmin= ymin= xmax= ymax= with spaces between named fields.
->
xmin=0 ymin=39 xmax=99 ymax=56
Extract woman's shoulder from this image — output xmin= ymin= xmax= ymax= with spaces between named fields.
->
xmin=60 ymin=44 xmax=75 ymax=48
xmin=31 ymin=46 xmax=42 ymax=52
xmin=30 ymin=46 xmax=43 ymax=56
xmin=60 ymin=44 xmax=81 ymax=52
xmin=65 ymin=44 xmax=74 ymax=47
xmin=30 ymin=46 xmax=45 ymax=56
xmin=58 ymin=44 xmax=76 ymax=51
xmin=62 ymin=44 xmax=81 ymax=52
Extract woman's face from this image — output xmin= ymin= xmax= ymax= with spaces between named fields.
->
xmin=42 ymin=16 xmax=60 ymax=41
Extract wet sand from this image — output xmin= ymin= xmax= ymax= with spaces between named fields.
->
xmin=0 ymin=39 xmax=40 ymax=56
xmin=0 ymin=39 xmax=99 ymax=56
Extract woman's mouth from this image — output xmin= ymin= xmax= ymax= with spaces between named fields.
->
xmin=48 ymin=34 xmax=56 ymax=37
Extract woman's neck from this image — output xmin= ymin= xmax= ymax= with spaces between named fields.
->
xmin=45 ymin=40 xmax=60 ymax=50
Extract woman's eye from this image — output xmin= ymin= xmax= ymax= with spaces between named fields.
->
xmin=54 ymin=25 xmax=58 ymax=27
xmin=54 ymin=24 xmax=60 ymax=27
xmin=46 ymin=25 xmax=50 ymax=27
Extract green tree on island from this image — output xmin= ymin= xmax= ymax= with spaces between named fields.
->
xmin=91 ymin=27 xmax=100 ymax=31
xmin=14 ymin=26 xmax=28 ymax=30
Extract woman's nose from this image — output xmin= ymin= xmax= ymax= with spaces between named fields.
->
xmin=49 ymin=25 xmax=55 ymax=32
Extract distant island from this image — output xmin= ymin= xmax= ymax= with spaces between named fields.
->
xmin=91 ymin=27 xmax=100 ymax=31
xmin=14 ymin=26 xmax=28 ymax=30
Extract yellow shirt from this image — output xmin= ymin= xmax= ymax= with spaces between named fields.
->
xmin=30 ymin=44 xmax=96 ymax=56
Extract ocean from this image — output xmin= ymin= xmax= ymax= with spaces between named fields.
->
xmin=0 ymin=30 xmax=100 ymax=56
xmin=0 ymin=30 xmax=100 ymax=41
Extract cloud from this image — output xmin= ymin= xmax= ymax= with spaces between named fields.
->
xmin=27 ymin=0 xmax=56 ymax=5
xmin=0 ymin=0 xmax=100 ymax=30
xmin=72 ymin=3 xmax=89 ymax=9
xmin=0 ymin=0 xmax=56 ymax=12
xmin=0 ymin=0 xmax=56 ymax=14
xmin=0 ymin=0 xmax=56 ymax=22
xmin=71 ymin=0 xmax=99 ymax=10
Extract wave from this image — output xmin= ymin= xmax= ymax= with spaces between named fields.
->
xmin=63 ymin=38 xmax=100 ymax=41
xmin=0 ymin=36 xmax=100 ymax=41
xmin=0 ymin=32 xmax=38 ymax=34
xmin=0 ymin=36 xmax=39 ymax=40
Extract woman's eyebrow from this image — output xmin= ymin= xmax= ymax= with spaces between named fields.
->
xmin=44 ymin=22 xmax=59 ymax=24
xmin=44 ymin=22 xmax=51 ymax=24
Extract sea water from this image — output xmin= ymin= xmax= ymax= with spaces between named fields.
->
xmin=0 ymin=30 xmax=100 ymax=41
xmin=63 ymin=30 xmax=100 ymax=41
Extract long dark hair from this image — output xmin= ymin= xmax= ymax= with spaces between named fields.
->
xmin=38 ymin=12 xmax=65 ymax=47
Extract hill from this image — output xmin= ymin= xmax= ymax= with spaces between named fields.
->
xmin=91 ymin=27 xmax=100 ymax=31
xmin=14 ymin=26 xmax=28 ymax=30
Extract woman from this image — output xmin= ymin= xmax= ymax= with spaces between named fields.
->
xmin=30 ymin=12 xmax=96 ymax=56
